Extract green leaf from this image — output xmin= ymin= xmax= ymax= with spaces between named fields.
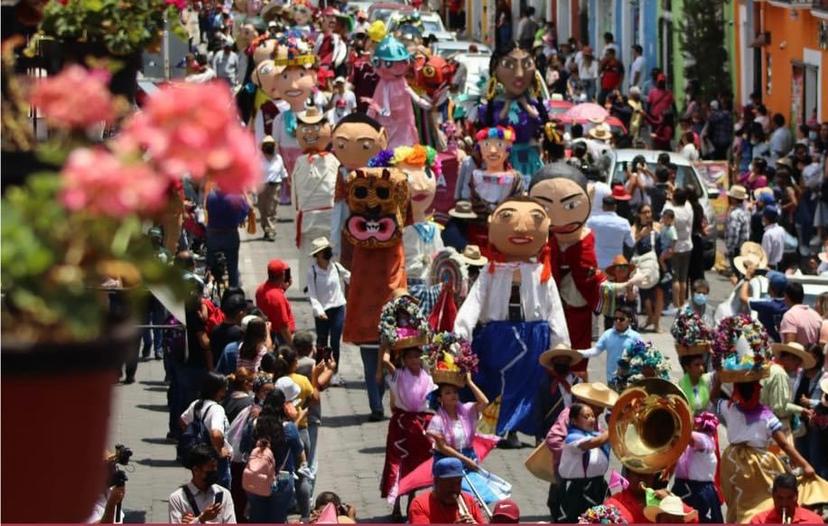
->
xmin=81 ymin=0 xmax=105 ymax=12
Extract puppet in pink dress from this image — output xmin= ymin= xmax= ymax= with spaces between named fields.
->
xmin=363 ymin=35 xmax=432 ymax=149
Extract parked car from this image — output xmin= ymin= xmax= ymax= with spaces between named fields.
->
xmin=431 ymin=40 xmax=491 ymax=57
xmin=348 ymin=0 xmax=410 ymax=17
xmin=366 ymin=2 xmax=412 ymax=23
xmin=607 ymin=149 xmax=719 ymax=269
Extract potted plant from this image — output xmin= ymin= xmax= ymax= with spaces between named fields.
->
xmin=1 ymin=60 xmax=260 ymax=521
xmin=33 ymin=0 xmax=188 ymax=99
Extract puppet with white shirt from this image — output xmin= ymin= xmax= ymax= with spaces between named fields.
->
xmin=454 ymin=196 xmax=570 ymax=445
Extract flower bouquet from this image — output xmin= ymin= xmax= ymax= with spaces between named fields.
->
xmin=424 ymin=331 xmax=478 ymax=387
xmin=611 ymin=340 xmax=671 ymax=392
xmin=1 ymin=62 xmax=261 ymax=521
xmin=578 ymin=504 xmax=628 ymax=524
xmin=379 ymin=294 xmax=431 ymax=351
xmin=712 ymin=315 xmax=771 ymax=383
xmin=670 ymin=309 xmax=713 ymax=357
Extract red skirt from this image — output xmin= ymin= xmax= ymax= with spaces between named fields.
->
xmin=565 ymin=305 xmax=593 ymax=372
xmin=380 ymin=409 xmax=434 ymax=501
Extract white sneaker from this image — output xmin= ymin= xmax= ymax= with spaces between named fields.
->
xmin=332 ymin=373 xmax=344 ymax=387
xmin=662 ymin=305 xmax=678 ymax=316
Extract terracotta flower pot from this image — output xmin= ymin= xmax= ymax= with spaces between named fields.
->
xmin=1 ymin=327 xmax=135 ymax=522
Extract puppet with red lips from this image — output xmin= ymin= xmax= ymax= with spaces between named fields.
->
xmin=342 ymin=162 xmax=411 ymax=347
xmin=453 ymin=196 xmax=570 ymax=439
xmin=528 ymin=163 xmax=607 ymax=373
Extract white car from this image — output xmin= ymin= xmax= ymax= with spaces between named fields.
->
xmin=386 ymin=11 xmax=456 ymax=41
xmin=431 ymin=40 xmax=491 ymax=57
xmin=607 ymin=149 xmax=720 ymax=268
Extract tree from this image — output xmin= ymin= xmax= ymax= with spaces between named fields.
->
xmin=679 ymin=0 xmax=730 ymax=104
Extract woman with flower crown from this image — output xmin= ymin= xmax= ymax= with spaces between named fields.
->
xmin=710 ymin=315 xmax=817 ymax=523
xmin=376 ymin=294 xmax=436 ymax=521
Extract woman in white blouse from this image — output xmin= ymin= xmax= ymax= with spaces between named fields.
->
xmin=548 ymin=402 xmax=610 ymax=523
xmin=306 ymin=237 xmax=350 ymax=385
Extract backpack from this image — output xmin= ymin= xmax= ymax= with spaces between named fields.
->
xmin=202 ymin=298 xmax=224 ymax=335
xmin=177 ymin=400 xmax=215 ymax=466
xmin=163 ymin=314 xmax=187 ymax=364
xmin=242 ymin=440 xmax=277 ymax=497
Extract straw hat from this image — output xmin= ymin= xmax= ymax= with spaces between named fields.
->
xmin=262 ymin=135 xmax=276 ymax=145
xmin=297 ymin=106 xmax=326 ymax=125
xmin=726 ymin=184 xmax=748 ymax=201
xmin=643 ymin=496 xmax=696 ymax=523
xmin=588 ymin=123 xmax=612 ymax=141
xmin=605 ymin=254 xmax=635 ymax=275
xmin=539 ymin=343 xmax=583 ymax=369
xmin=309 ymin=236 xmax=331 ymax=256
xmin=461 ymin=245 xmax=488 ymax=267
xmin=771 ymin=342 xmax=817 ymax=370
xmin=821 ymin=377 xmax=828 ymax=396
xmin=753 ymin=186 xmax=775 ymax=203
xmin=448 ymin=200 xmax=477 ymax=219
xmin=571 ymin=382 xmax=619 ymax=409
xmin=733 ymin=252 xmax=767 ymax=277
xmin=734 ymin=241 xmax=768 ymax=274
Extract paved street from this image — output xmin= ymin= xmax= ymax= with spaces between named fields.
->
xmin=108 ymin=205 xmax=733 ymax=523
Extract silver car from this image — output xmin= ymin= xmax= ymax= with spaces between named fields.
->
xmin=607 ymin=149 xmax=720 ymax=269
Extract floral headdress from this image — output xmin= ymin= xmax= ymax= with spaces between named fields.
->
xmin=670 ymin=309 xmax=713 ymax=348
xmin=578 ymin=505 xmax=628 ymax=524
xmin=611 ymin=340 xmax=671 ymax=392
xmin=369 ymin=146 xmax=441 ymax=177
xmin=424 ymin=332 xmax=478 ymax=387
xmin=378 ymin=294 xmax=431 ymax=350
xmin=273 ymin=35 xmax=316 ymax=69
xmin=474 ymin=126 xmax=516 ymax=143
xmin=712 ymin=315 xmax=770 ymax=382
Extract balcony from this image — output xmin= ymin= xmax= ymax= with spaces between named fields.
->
xmin=814 ymin=0 xmax=828 ymax=10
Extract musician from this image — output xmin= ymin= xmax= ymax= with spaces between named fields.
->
xmin=408 ymin=458 xmax=485 ymax=524
xmin=748 ymin=473 xmax=824 ymax=524
xmin=603 ymin=469 xmax=697 ymax=524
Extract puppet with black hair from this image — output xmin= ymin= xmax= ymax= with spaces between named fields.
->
xmin=528 ymin=163 xmax=606 ymax=374
xmin=476 ymin=42 xmax=548 ymax=185
xmin=454 ymin=196 xmax=569 ymax=442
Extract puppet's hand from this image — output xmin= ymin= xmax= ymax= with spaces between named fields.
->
xmin=360 ymin=97 xmax=383 ymax=115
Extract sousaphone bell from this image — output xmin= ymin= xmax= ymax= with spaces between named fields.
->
xmin=608 ymin=378 xmax=693 ymax=474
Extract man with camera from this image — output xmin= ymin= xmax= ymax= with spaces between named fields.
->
xmin=88 ymin=446 xmax=132 ymax=524
xmin=169 ymin=444 xmax=236 ymax=524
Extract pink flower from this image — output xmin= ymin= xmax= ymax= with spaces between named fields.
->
xmin=29 ymin=65 xmax=115 ymax=129
xmin=164 ymin=0 xmax=187 ymax=8
xmin=118 ymin=81 xmax=261 ymax=192
xmin=60 ymin=148 xmax=169 ymax=218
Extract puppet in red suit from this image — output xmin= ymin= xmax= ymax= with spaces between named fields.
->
xmin=529 ymin=162 xmax=605 ymax=373
xmin=314 ymin=8 xmax=348 ymax=77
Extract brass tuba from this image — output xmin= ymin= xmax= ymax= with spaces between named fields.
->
xmin=608 ymin=378 xmax=693 ymax=474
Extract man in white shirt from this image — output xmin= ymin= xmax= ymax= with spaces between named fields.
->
xmin=168 ymin=445 xmax=236 ymax=524
xmin=586 ymin=196 xmax=635 ymax=269
xmin=629 ymin=44 xmax=645 ymax=90
xmin=769 ymin=113 xmax=793 ymax=161
xmin=211 ymin=41 xmax=239 ymax=87
xmin=761 ymin=206 xmax=786 ymax=269
xmin=329 ymin=77 xmax=357 ymax=113
xmin=259 ymin=135 xmax=288 ymax=241
xmin=600 ymin=32 xmax=619 ymax=59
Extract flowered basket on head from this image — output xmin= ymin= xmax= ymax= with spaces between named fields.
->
xmin=712 ymin=315 xmax=771 ymax=383
xmin=578 ymin=504 xmax=628 ymax=524
xmin=378 ymin=295 xmax=431 ymax=351
xmin=611 ymin=340 xmax=671 ymax=392
xmin=671 ymin=310 xmax=713 ymax=357
xmin=424 ymin=332 xmax=478 ymax=387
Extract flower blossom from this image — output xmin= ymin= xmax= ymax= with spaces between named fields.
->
xmin=60 ymin=148 xmax=169 ymax=218
xmin=118 ymin=81 xmax=261 ymax=193
xmin=29 ymin=65 xmax=115 ymax=129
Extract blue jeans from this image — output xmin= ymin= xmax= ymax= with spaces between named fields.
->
xmin=314 ymin=305 xmax=345 ymax=367
xmin=206 ymin=229 xmax=241 ymax=288
xmin=296 ymin=427 xmax=313 ymax=520
xmin=248 ymin=477 xmax=294 ymax=522
xmin=141 ymin=296 xmax=167 ymax=357
xmin=360 ymin=345 xmax=385 ymax=415
xmin=218 ymin=456 xmax=231 ymax=490
xmin=167 ymin=360 xmax=204 ymax=439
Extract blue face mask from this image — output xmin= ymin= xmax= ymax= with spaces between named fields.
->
xmin=692 ymin=293 xmax=707 ymax=307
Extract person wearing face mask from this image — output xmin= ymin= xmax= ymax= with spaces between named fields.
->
xmin=306 ymin=236 xmax=349 ymax=384
xmin=680 ymin=279 xmax=714 ymax=327
xmin=534 ymin=344 xmax=583 ymax=446
xmin=180 ymin=373 xmax=234 ymax=490
xmin=168 ymin=444 xmax=236 ymax=523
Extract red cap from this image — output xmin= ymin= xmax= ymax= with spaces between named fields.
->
xmin=267 ymin=259 xmax=288 ymax=276
xmin=491 ymin=499 xmax=520 ymax=522
xmin=611 ymin=184 xmax=632 ymax=201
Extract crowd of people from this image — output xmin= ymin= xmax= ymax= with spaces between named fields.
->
xmin=91 ymin=0 xmax=828 ymax=523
